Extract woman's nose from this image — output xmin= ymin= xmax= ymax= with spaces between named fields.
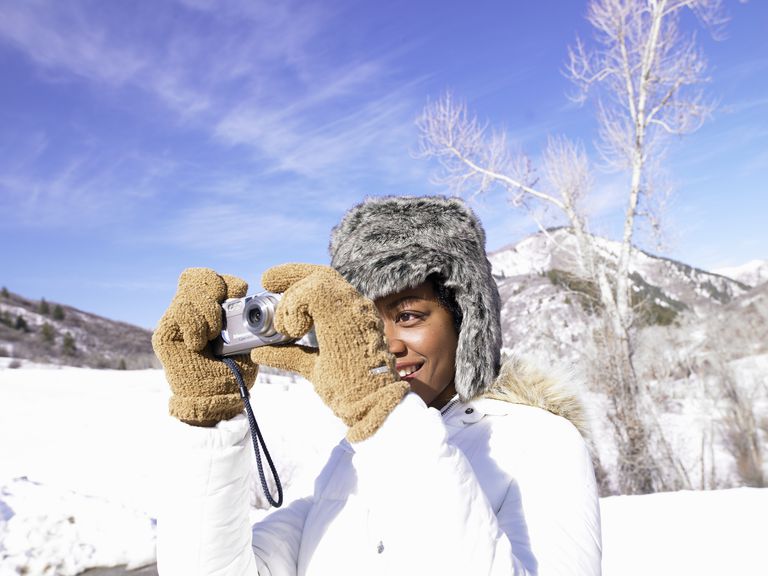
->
xmin=382 ymin=320 xmax=407 ymax=356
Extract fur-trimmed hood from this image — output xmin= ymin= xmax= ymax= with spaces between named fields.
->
xmin=478 ymin=357 xmax=589 ymax=438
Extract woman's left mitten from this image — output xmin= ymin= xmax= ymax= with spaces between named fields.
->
xmin=252 ymin=264 xmax=409 ymax=442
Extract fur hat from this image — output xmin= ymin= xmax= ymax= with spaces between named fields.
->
xmin=329 ymin=195 xmax=501 ymax=400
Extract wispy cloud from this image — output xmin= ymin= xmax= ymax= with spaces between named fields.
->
xmin=0 ymin=0 xmax=430 ymax=237
xmin=215 ymin=84 xmax=420 ymax=177
xmin=153 ymin=203 xmax=328 ymax=259
xmin=0 ymin=2 xmax=147 ymax=85
xmin=0 ymin=0 xmax=330 ymax=115
xmin=0 ymin=0 xmax=331 ymax=125
xmin=0 ymin=129 xmax=179 ymax=229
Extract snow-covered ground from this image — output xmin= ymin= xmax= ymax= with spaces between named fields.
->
xmin=1 ymin=363 xmax=766 ymax=575
xmin=601 ymin=488 xmax=766 ymax=575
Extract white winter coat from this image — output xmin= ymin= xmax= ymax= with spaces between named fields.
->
xmin=158 ymin=361 xmax=602 ymax=575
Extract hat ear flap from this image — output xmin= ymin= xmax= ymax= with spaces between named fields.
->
xmin=448 ymin=262 xmax=502 ymax=401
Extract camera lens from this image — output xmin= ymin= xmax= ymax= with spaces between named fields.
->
xmin=248 ymin=306 xmax=262 ymax=326
xmin=243 ymin=294 xmax=277 ymax=337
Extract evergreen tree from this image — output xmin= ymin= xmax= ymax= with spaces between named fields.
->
xmin=38 ymin=298 xmax=50 ymax=315
xmin=14 ymin=315 xmax=28 ymax=332
xmin=62 ymin=332 xmax=76 ymax=356
xmin=1 ymin=286 xmax=8 ymax=298
xmin=53 ymin=305 xmax=65 ymax=321
xmin=0 ymin=311 xmax=11 ymax=327
xmin=41 ymin=322 xmax=55 ymax=344
xmin=118 ymin=358 xmax=127 ymax=370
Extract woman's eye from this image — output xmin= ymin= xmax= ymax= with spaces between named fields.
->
xmin=396 ymin=311 xmax=422 ymax=324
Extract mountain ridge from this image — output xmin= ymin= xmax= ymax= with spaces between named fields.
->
xmin=486 ymin=228 xmax=765 ymax=376
xmin=0 ymin=287 xmax=158 ymax=369
xmin=713 ymin=259 xmax=768 ymax=288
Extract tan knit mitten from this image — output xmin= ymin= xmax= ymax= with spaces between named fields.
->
xmin=250 ymin=264 xmax=409 ymax=442
xmin=152 ymin=268 xmax=258 ymax=426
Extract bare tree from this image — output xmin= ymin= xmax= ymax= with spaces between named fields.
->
xmin=416 ymin=0 xmax=725 ymax=494
xmin=717 ymin=367 xmax=765 ymax=487
xmin=565 ymin=0 xmax=724 ymax=328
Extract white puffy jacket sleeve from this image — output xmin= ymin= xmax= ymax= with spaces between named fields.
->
xmin=157 ymin=415 xmax=266 ymax=576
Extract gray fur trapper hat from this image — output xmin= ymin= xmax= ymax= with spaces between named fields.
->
xmin=329 ymin=195 xmax=502 ymax=401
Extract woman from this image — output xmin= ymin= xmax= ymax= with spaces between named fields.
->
xmin=153 ymin=195 xmax=602 ymax=575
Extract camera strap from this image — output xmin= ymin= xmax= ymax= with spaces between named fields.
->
xmin=220 ymin=357 xmax=284 ymax=508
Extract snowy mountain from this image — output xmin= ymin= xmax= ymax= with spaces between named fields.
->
xmin=0 ymin=288 xmax=157 ymax=369
xmin=490 ymin=227 xmax=749 ymax=312
xmin=714 ymin=259 xmax=768 ymax=288
xmin=488 ymin=228 xmax=755 ymax=364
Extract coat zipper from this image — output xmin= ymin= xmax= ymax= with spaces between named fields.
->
xmin=440 ymin=396 xmax=461 ymax=418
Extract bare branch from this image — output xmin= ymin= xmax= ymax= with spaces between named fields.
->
xmin=566 ymin=36 xmax=617 ymax=103
xmin=542 ymin=136 xmax=593 ymax=218
xmin=416 ymin=92 xmax=566 ymax=211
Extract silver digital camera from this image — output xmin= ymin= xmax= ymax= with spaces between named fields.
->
xmin=213 ymin=291 xmax=318 ymax=357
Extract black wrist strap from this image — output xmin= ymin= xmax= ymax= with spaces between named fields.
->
xmin=220 ymin=357 xmax=284 ymax=508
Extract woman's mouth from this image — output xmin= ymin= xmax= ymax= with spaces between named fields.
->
xmin=397 ymin=363 xmax=423 ymax=380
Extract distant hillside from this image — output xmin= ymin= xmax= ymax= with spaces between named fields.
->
xmin=714 ymin=259 xmax=768 ymax=288
xmin=488 ymin=228 xmax=758 ymax=367
xmin=0 ymin=287 xmax=158 ymax=369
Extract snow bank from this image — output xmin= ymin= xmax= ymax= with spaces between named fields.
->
xmin=601 ymin=488 xmax=767 ymax=576
xmin=0 ymin=477 xmax=155 ymax=576
xmin=0 ymin=367 xmax=168 ymax=574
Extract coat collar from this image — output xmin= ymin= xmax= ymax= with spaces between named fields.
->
xmin=444 ymin=356 xmax=590 ymax=438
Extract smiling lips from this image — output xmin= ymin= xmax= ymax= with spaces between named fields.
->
xmin=397 ymin=363 xmax=423 ymax=379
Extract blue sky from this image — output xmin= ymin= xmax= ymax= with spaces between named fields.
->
xmin=1 ymin=0 xmax=766 ymax=329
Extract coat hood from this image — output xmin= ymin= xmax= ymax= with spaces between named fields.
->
xmin=480 ymin=357 xmax=590 ymax=438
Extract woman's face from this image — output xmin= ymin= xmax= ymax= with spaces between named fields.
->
xmin=375 ymin=281 xmax=459 ymax=409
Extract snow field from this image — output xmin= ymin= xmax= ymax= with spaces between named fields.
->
xmin=601 ymin=488 xmax=767 ymax=575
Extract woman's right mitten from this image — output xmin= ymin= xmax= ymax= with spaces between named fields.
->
xmin=152 ymin=268 xmax=258 ymax=426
